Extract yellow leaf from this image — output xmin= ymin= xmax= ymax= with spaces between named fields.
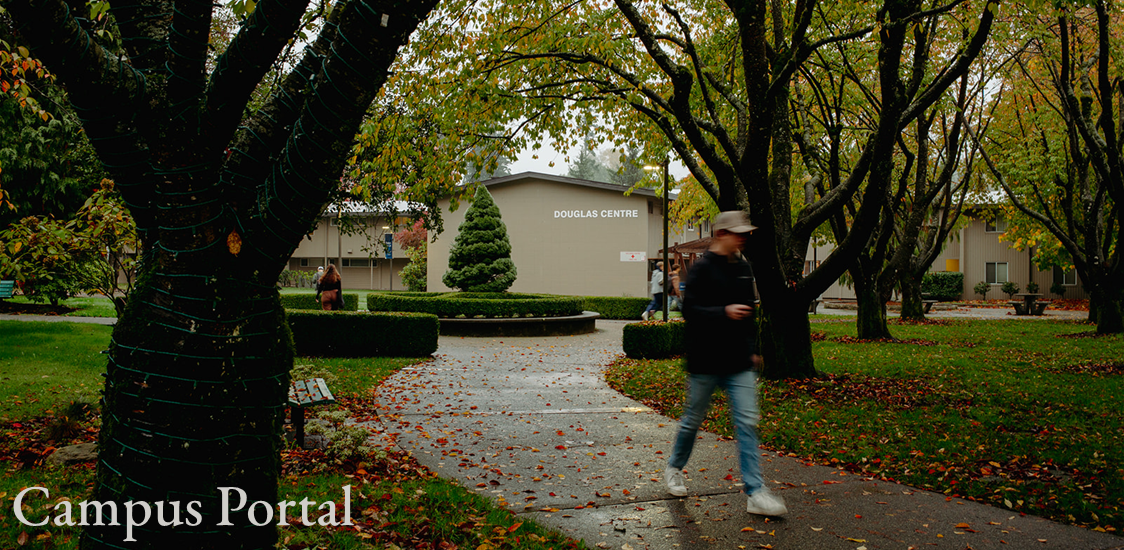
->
xmin=956 ymin=523 xmax=970 ymax=528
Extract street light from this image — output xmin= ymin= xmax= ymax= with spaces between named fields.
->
xmin=644 ymin=158 xmax=670 ymax=322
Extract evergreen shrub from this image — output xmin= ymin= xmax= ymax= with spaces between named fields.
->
xmin=280 ymin=293 xmax=359 ymax=311
xmin=367 ymin=291 xmax=581 ymax=318
xmin=442 ymin=186 xmax=518 ymax=292
xmin=1001 ymin=281 xmax=1020 ymax=298
xmin=920 ymin=272 xmax=964 ymax=301
xmin=580 ymin=296 xmax=649 ymax=319
xmin=287 ymin=311 xmax=438 ymax=357
xmin=973 ymin=281 xmax=990 ymax=299
xmin=1050 ymin=282 xmax=1066 ymax=297
xmin=622 ymin=320 xmax=686 ymax=359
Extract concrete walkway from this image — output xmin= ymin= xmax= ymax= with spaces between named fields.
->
xmin=369 ymin=320 xmax=1121 ymax=550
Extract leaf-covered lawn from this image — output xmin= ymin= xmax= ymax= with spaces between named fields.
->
xmin=1 ymin=322 xmax=584 ymax=549
xmin=604 ymin=319 xmax=1123 ymax=534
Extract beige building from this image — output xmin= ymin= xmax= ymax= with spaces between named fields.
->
xmin=427 ymin=172 xmax=704 ymax=297
xmin=286 ymin=202 xmax=415 ymax=290
xmin=813 ymin=211 xmax=1087 ymax=300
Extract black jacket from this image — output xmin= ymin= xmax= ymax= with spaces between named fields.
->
xmin=682 ymin=250 xmax=757 ymax=374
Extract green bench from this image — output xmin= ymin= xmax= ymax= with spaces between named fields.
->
xmin=288 ymin=378 xmax=336 ymax=449
xmin=0 ymin=280 xmax=15 ymax=300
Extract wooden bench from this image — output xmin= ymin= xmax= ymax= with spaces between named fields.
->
xmin=288 ymin=378 xmax=336 ymax=449
xmin=0 ymin=280 xmax=15 ymax=300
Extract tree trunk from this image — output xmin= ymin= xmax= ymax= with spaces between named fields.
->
xmin=899 ymin=272 xmax=926 ymax=321
xmin=855 ymin=277 xmax=891 ymax=340
xmin=84 ymin=257 xmax=291 ymax=548
xmin=757 ymin=298 xmax=818 ymax=380
xmin=1092 ymin=285 xmax=1123 ymax=334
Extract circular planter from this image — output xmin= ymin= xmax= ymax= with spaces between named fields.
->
xmin=438 ymin=311 xmax=600 ymax=337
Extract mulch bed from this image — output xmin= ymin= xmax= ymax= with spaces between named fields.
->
xmin=0 ymin=300 xmax=76 ymax=315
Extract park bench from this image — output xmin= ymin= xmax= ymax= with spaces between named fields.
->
xmin=808 ymin=299 xmax=820 ymax=314
xmin=922 ymin=300 xmax=938 ymax=314
xmin=0 ymin=280 xmax=15 ymax=300
xmin=288 ymin=377 xmax=336 ymax=449
xmin=1008 ymin=301 xmax=1028 ymax=315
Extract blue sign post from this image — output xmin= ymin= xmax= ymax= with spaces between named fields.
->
xmin=385 ymin=233 xmax=393 ymax=260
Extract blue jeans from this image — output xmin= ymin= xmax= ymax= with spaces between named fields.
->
xmin=645 ymin=293 xmax=665 ymax=314
xmin=668 ymin=370 xmax=762 ymax=493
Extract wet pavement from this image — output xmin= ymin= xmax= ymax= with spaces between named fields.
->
xmin=367 ymin=319 xmax=1121 ymax=550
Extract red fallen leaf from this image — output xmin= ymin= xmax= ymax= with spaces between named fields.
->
xmin=724 ymin=474 xmax=734 ymax=481
xmin=17 ymin=531 xmax=29 ymax=546
xmin=556 ymin=445 xmax=567 ymax=450
xmin=508 ymin=522 xmax=523 ymax=533
xmin=557 ymin=431 xmax=565 ymax=436
xmin=823 ymin=480 xmax=842 ymax=484
xmin=855 ymin=515 xmax=862 ymax=519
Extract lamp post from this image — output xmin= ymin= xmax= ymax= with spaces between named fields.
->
xmin=644 ymin=158 xmax=670 ymax=322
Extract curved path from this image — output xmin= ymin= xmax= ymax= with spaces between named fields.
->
xmin=368 ymin=320 xmax=1121 ymax=550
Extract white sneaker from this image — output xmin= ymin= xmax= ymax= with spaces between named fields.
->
xmin=746 ymin=488 xmax=787 ymax=516
xmin=664 ymin=466 xmax=687 ymax=496
xmin=641 ymin=311 xmax=649 ymax=321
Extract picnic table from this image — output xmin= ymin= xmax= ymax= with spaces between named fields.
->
xmin=288 ymin=378 xmax=336 ymax=448
xmin=1011 ymin=293 xmax=1048 ymax=316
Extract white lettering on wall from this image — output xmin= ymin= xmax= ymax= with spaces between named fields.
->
xmin=553 ymin=210 xmax=639 ymax=219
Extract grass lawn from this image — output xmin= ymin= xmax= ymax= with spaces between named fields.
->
xmin=605 ymin=319 xmax=1123 ymax=534
xmin=0 ymin=321 xmax=583 ymax=549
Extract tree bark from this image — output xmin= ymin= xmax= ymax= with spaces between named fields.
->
xmin=898 ymin=271 xmax=926 ymax=321
xmin=854 ymin=273 xmax=891 ymax=339
xmin=758 ymin=295 xmax=817 ymax=379
xmin=87 ymin=258 xmax=291 ymax=547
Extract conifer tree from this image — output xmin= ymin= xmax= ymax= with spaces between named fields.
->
xmin=443 ymin=186 xmax=517 ymax=292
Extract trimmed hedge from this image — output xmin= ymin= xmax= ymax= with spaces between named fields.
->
xmin=580 ymin=296 xmax=649 ymax=320
xmin=280 ymin=293 xmax=360 ymax=311
xmin=287 ymin=311 xmax=438 ymax=357
xmin=920 ymin=272 xmax=964 ymax=301
xmin=367 ymin=291 xmax=583 ymax=318
xmin=622 ymin=320 xmax=686 ymax=359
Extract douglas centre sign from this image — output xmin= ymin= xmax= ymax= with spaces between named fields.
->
xmin=554 ymin=209 xmax=639 ymax=219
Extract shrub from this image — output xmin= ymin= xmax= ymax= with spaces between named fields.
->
xmin=1000 ymin=281 xmax=1020 ymax=298
xmin=367 ymin=291 xmax=582 ymax=318
xmin=1050 ymin=282 xmax=1067 ymax=297
xmin=400 ymin=242 xmax=427 ymax=291
xmin=279 ymin=270 xmax=315 ymax=288
xmin=442 ymin=186 xmax=517 ymax=292
xmin=920 ymin=272 xmax=964 ymax=301
xmin=1026 ymin=281 xmax=1040 ymax=294
xmin=280 ymin=293 xmax=359 ymax=311
xmin=287 ymin=311 xmax=438 ymax=357
xmin=581 ymin=296 xmax=649 ymax=319
xmin=973 ymin=281 xmax=990 ymax=299
xmin=622 ymin=320 xmax=686 ymax=359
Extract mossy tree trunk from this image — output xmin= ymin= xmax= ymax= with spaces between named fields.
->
xmin=898 ymin=271 xmax=926 ymax=320
xmin=5 ymin=1 xmax=437 ymax=547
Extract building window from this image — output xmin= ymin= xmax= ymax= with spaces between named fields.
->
xmin=985 ymin=214 xmax=1007 ymax=233
xmin=299 ymin=258 xmax=310 ymax=267
xmin=342 ymin=258 xmax=373 ymax=268
xmin=702 ymin=220 xmax=709 ymax=233
xmin=1053 ymin=267 xmax=1077 ymax=286
xmin=985 ymin=262 xmax=1008 ymax=284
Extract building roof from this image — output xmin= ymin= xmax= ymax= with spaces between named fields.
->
xmin=481 ymin=171 xmax=672 ymax=199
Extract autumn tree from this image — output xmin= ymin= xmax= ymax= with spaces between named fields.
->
xmin=407 ymin=0 xmax=996 ymax=377
xmin=2 ymin=1 xmax=438 ymax=548
xmin=973 ymin=4 xmax=1123 ymax=334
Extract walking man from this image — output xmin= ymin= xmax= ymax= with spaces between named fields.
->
xmin=642 ymin=261 xmax=665 ymax=321
xmin=664 ymin=210 xmax=787 ymax=516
